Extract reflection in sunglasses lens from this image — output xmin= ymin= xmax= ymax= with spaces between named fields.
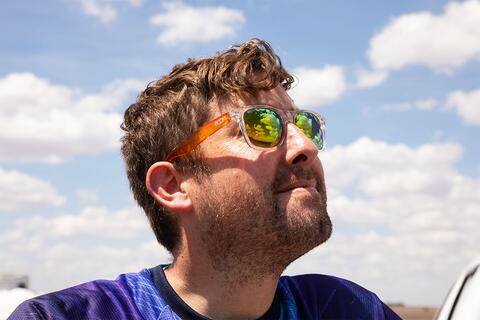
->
xmin=295 ymin=112 xmax=324 ymax=150
xmin=244 ymin=108 xmax=282 ymax=148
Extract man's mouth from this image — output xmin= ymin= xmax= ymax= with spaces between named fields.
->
xmin=274 ymin=179 xmax=317 ymax=193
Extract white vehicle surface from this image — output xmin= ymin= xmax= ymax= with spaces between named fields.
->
xmin=0 ymin=288 xmax=39 ymax=320
xmin=435 ymin=258 xmax=480 ymax=320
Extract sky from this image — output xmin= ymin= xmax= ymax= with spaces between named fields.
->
xmin=1 ymin=0 xmax=479 ymax=307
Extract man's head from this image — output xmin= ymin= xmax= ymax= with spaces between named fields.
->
xmin=121 ymin=39 xmax=331 ymax=273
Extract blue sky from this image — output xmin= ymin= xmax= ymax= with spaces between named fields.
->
xmin=1 ymin=0 xmax=479 ymax=306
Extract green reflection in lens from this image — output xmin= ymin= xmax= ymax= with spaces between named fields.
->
xmin=243 ymin=108 xmax=282 ymax=148
xmin=295 ymin=112 xmax=324 ymax=149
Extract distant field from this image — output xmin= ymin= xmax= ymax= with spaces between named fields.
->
xmin=389 ymin=305 xmax=438 ymax=320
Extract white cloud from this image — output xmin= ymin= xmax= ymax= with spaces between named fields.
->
xmin=446 ymin=88 xmax=480 ymax=125
xmin=150 ymin=2 xmax=245 ymax=46
xmin=0 ymin=205 xmax=170 ymax=295
xmin=367 ymin=89 xmax=480 ymax=128
xmin=286 ymin=137 xmax=480 ymax=305
xmin=289 ymin=66 xmax=347 ymax=107
xmin=354 ymin=68 xmax=388 ymax=89
xmin=0 ymin=168 xmax=65 ymax=212
xmin=368 ymin=0 xmax=480 ymax=74
xmin=376 ymin=89 xmax=480 ymax=126
xmin=0 ymin=73 xmax=144 ymax=163
xmin=81 ymin=0 xmax=117 ymax=24
xmin=414 ymin=98 xmax=438 ymax=111
xmin=378 ymin=98 xmax=439 ymax=112
xmin=79 ymin=0 xmax=144 ymax=23
xmin=13 ymin=206 xmax=147 ymax=240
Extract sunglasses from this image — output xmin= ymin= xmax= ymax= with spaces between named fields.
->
xmin=166 ymin=105 xmax=326 ymax=162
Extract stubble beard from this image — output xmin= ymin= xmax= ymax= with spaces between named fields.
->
xmin=196 ymin=166 xmax=332 ymax=284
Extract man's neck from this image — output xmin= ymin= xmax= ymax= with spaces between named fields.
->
xmin=164 ymin=256 xmax=280 ymax=320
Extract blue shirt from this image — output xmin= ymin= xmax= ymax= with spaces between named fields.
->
xmin=9 ymin=265 xmax=400 ymax=319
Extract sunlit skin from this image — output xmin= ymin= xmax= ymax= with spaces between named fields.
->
xmin=145 ymin=85 xmax=329 ymax=320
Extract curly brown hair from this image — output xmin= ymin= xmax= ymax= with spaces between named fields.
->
xmin=120 ymin=39 xmax=294 ymax=254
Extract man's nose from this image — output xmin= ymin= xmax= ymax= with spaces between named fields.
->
xmin=283 ymin=122 xmax=319 ymax=165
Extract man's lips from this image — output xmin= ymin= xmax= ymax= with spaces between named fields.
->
xmin=274 ymin=179 xmax=317 ymax=193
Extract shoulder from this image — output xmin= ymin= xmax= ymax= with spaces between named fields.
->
xmin=8 ymin=272 xmax=144 ymax=320
xmin=278 ymin=274 xmax=400 ymax=320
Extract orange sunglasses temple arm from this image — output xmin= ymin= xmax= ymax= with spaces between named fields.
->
xmin=166 ymin=113 xmax=232 ymax=162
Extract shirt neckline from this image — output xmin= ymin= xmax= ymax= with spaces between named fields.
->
xmin=148 ymin=264 xmax=280 ymax=320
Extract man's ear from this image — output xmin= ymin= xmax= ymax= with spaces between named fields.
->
xmin=145 ymin=162 xmax=193 ymax=213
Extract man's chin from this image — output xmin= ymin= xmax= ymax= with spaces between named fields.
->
xmin=272 ymin=207 xmax=331 ymax=254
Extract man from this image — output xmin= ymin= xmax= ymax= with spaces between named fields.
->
xmin=10 ymin=39 xmax=400 ymax=319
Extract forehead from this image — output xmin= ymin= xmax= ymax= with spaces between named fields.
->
xmin=219 ymin=85 xmax=298 ymax=113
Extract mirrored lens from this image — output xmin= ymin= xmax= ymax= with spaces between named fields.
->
xmin=294 ymin=111 xmax=324 ymax=150
xmin=243 ymin=108 xmax=282 ymax=148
